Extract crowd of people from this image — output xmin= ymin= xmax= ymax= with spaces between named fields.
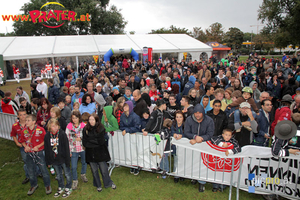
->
xmin=1 ymin=53 xmax=300 ymax=198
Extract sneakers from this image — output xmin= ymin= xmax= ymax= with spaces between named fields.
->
xmin=174 ymin=178 xmax=179 ymax=183
xmin=191 ymin=179 xmax=197 ymax=185
xmin=72 ymin=180 xmax=78 ymax=190
xmin=134 ymin=169 xmax=140 ymax=176
xmin=81 ymin=174 xmax=88 ymax=183
xmin=130 ymin=168 xmax=135 ymax=174
xmin=54 ymin=187 xmax=64 ymax=198
xmin=161 ymin=170 xmax=167 ymax=179
xmin=97 ymin=187 xmax=102 ymax=192
xmin=62 ymin=188 xmax=72 ymax=198
xmin=243 ymin=125 xmax=252 ymax=131
xmin=111 ymin=183 xmax=117 ymax=190
xmin=27 ymin=185 xmax=38 ymax=196
xmin=45 ymin=186 xmax=52 ymax=195
xmin=22 ymin=177 xmax=30 ymax=184
xmin=212 ymin=188 xmax=219 ymax=193
xmin=198 ymin=184 xmax=205 ymax=192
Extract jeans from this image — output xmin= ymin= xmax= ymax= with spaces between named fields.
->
xmin=234 ymin=110 xmax=256 ymax=124
xmin=212 ymin=183 xmax=227 ymax=189
xmin=26 ymin=150 xmax=51 ymax=187
xmin=90 ymin=162 xmax=113 ymax=188
xmin=71 ymin=151 xmax=87 ymax=180
xmin=160 ymin=145 xmax=178 ymax=174
xmin=53 ymin=163 xmax=72 ymax=189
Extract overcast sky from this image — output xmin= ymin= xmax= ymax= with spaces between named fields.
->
xmin=0 ymin=0 xmax=264 ymax=35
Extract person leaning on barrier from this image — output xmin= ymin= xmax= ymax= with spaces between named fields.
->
xmin=271 ymin=120 xmax=300 ymax=156
xmin=143 ymin=99 xmax=167 ymax=136
xmin=183 ymin=104 xmax=214 ymax=193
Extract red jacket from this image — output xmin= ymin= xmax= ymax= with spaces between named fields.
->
xmin=270 ymin=106 xmax=291 ymax=135
xmin=36 ymin=109 xmax=51 ymax=127
xmin=1 ymin=98 xmax=18 ymax=115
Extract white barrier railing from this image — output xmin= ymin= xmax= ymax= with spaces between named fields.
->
xmin=0 ymin=112 xmax=16 ymax=141
xmin=109 ymin=131 xmax=300 ymax=200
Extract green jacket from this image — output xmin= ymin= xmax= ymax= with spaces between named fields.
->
xmin=101 ymin=106 xmax=119 ymax=132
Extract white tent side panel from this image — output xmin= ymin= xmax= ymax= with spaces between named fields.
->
xmin=53 ymin=35 xmax=99 ymax=57
xmin=0 ymin=37 xmax=15 ymax=55
xmin=3 ymin=36 xmax=56 ymax=60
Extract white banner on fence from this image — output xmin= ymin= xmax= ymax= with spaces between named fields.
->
xmin=108 ymin=131 xmax=167 ymax=170
xmin=172 ymin=138 xmax=300 ymax=200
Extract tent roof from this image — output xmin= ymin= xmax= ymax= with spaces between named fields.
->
xmin=0 ymin=34 xmax=212 ymax=60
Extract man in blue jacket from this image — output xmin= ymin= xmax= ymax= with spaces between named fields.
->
xmin=184 ymin=104 xmax=214 ymax=192
xmin=182 ymin=75 xmax=196 ymax=96
xmin=254 ymin=99 xmax=272 ymax=146
xmin=71 ymin=86 xmax=84 ymax=109
xmin=47 ymin=78 xmax=60 ymax=105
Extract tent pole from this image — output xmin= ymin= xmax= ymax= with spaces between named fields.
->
xmin=160 ymin=53 xmax=162 ymax=61
xmin=27 ymin=59 xmax=31 ymax=80
xmin=52 ymin=57 xmax=55 ymax=71
xmin=76 ymin=56 xmax=79 ymax=73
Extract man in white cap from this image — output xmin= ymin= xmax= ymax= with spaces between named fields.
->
xmin=36 ymin=77 xmax=48 ymax=98
xmin=228 ymin=102 xmax=258 ymax=147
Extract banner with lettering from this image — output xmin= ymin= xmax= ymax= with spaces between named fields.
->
xmin=172 ymin=138 xmax=300 ymax=200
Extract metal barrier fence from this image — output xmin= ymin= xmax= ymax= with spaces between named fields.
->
xmin=0 ymin=112 xmax=16 ymax=141
xmin=108 ymin=131 xmax=300 ymax=200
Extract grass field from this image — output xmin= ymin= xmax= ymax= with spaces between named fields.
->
xmin=0 ymin=81 xmax=267 ymax=199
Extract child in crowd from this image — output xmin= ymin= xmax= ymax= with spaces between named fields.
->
xmin=19 ymin=97 xmax=32 ymax=114
xmin=65 ymin=95 xmax=72 ymax=110
xmin=44 ymin=119 xmax=72 ymax=198
xmin=210 ymin=129 xmax=241 ymax=192
xmin=158 ymin=118 xmax=173 ymax=179
xmin=65 ymin=111 xmax=88 ymax=190
xmin=113 ymin=97 xmax=125 ymax=126
xmin=73 ymin=102 xmax=80 ymax=112
xmin=228 ymin=87 xmax=258 ymax=131
xmin=141 ymin=109 xmax=150 ymax=131
xmin=124 ymin=87 xmax=133 ymax=101
xmin=81 ymin=112 xmax=91 ymax=124
xmin=149 ymin=84 xmax=160 ymax=102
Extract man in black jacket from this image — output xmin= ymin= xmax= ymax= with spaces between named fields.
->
xmin=207 ymin=100 xmax=228 ymax=136
xmin=133 ymin=89 xmax=148 ymax=118
xmin=127 ymin=75 xmax=140 ymax=91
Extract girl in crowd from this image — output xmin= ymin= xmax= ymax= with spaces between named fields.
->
xmin=65 ymin=111 xmax=88 ymax=190
xmin=82 ymin=113 xmax=116 ymax=192
xmin=36 ymin=98 xmax=52 ymax=127
xmin=45 ymin=107 xmax=67 ymax=131
xmin=79 ymin=94 xmax=96 ymax=114
xmin=113 ymin=97 xmax=125 ymax=126
xmin=223 ymin=88 xmax=233 ymax=105
xmin=188 ymin=88 xmax=201 ymax=106
xmin=44 ymin=119 xmax=72 ymax=198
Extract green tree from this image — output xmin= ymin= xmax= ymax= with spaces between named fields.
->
xmin=258 ymin=0 xmax=300 ymax=47
xmin=149 ymin=25 xmax=191 ymax=34
xmin=191 ymin=27 xmax=207 ymax=42
xmin=129 ymin=31 xmax=135 ymax=35
xmin=12 ymin=0 xmax=127 ymax=36
xmin=243 ymin=32 xmax=256 ymax=42
xmin=223 ymin=27 xmax=244 ymax=51
xmin=205 ymin=22 xmax=224 ymax=43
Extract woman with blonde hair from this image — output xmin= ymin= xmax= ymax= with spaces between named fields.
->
xmin=45 ymin=107 xmax=67 ymax=131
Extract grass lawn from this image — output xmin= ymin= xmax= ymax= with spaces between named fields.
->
xmin=0 ymin=138 xmax=264 ymax=200
xmin=0 ymin=77 xmax=270 ymax=200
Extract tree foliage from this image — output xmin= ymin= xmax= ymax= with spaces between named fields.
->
xmin=191 ymin=27 xmax=207 ymax=42
xmin=149 ymin=25 xmax=191 ymax=34
xmin=205 ymin=22 xmax=224 ymax=43
xmin=223 ymin=27 xmax=244 ymax=50
xmin=12 ymin=0 xmax=127 ymax=36
xmin=258 ymin=0 xmax=300 ymax=47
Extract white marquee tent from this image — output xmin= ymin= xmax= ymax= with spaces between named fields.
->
xmin=0 ymin=34 xmax=212 ymax=80
xmin=0 ymin=34 xmax=212 ymax=60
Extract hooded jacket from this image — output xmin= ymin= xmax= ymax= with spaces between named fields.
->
xmin=184 ymin=104 xmax=214 ymax=141
xmin=200 ymin=96 xmax=212 ymax=114
xmin=120 ymin=101 xmax=141 ymax=133
xmin=182 ymin=76 xmax=196 ymax=96
xmin=48 ymin=85 xmax=60 ymax=105
xmin=249 ymin=81 xmax=261 ymax=102
xmin=134 ymin=97 xmax=148 ymax=118
xmin=71 ymin=92 xmax=84 ymax=108
xmin=101 ymin=106 xmax=119 ymax=132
